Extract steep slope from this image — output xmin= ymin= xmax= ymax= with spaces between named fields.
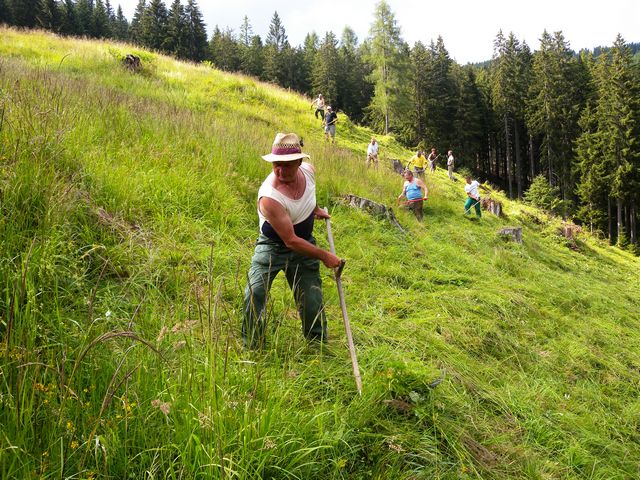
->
xmin=1 ymin=29 xmax=639 ymax=479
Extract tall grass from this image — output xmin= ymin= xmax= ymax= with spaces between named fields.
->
xmin=1 ymin=28 xmax=640 ymax=479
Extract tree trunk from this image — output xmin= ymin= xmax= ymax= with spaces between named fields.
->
xmin=617 ymin=198 xmax=623 ymax=245
xmin=529 ymin=134 xmax=535 ymax=182
xmin=384 ymin=106 xmax=389 ymax=135
xmin=547 ymin=140 xmax=553 ymax=186
xmin=607 ymin=197 xmax=612 ymax=244
xmin=504 ymin=115 xmax=513 ymax=198
xmin=488 ymin=133 xmax=495 ymax=178
xmin=630 ymin=203 xmax=636 ymax=246
xmin=514 ymin=118 xmax=522 ymax=199
xmin=383 ymin=62 xmax=389 ymax=135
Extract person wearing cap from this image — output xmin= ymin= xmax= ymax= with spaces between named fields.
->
xmin=366 ymin=137 xmax=379 ymax=169
xmin=323 ymin=106 xmax=338 ymax=144
xmin=397 ymin=169 xmax=427 ymax=221
xmin=311 ymin=93 xmax=325 ymax=120
xmin=243 ymin=133 xmax=342 ymax=349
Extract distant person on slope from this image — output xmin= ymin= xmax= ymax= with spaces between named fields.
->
xmin=243 ymin=132 xmax=342 ymax=349
xmin=398 ymin=169 xmax=428 ymax=221
xmin=311 ymin=93 xmax=325 ymax=120
xmin=464 ymin=175 xmax=485 ymax=218
xmin=367 ymin=137 xmax=380 ymax=169
xmin=427 ymin=148 xmax=439 ymax=173
xmin=406 ymin=150 xmax=427 ymax=178
xmin=447 ymin=150 xmax=456 ymax=180
xmin=323 ymin=106 xmax=338 ymax=144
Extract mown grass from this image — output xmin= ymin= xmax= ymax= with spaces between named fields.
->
xmin=1 ymin=28 xmax=639 ymax=479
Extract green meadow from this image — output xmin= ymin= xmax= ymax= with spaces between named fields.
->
xmin=1 ymin=28 xmax=639 ymax=479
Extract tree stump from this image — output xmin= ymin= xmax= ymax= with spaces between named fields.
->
xmin=390 ymin=159 xmax=404 ymax=175
xmin=342 ymin=194 xmax=406 ymax=233
xmin=561 ymin=223 xmax=582 ymax=240
xmin=498 ymin=227 xmax=522 ymax=243
xmin=480 ymin=197 xmax=502 ymax=216
xmin=122 ymin=54 xmax=141 ymax=72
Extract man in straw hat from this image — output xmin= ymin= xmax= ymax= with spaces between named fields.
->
xmin=243 ymin=132 xmax=342 ymax=348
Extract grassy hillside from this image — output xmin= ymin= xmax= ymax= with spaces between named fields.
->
xmin=1 ymin=28 xmax=639 ymax=479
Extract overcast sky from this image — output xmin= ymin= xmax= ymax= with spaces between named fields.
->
xmin=116 ymin=0 xmax=640 ymax=64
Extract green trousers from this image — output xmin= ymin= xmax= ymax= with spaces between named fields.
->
xmin=243 ymin=235 xmax=327 ymax=348
xmin=464 ymin=197 xmax=482 ymax=217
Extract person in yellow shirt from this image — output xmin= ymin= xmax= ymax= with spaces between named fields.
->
xmin=406 ymin=150 xmax=427 ymax=178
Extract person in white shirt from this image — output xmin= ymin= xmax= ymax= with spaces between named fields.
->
xmin=464 ymin=175 xmax=483 ymax=217
xmin=447 ymin=150 xmax=456 ymax=180
xmin=366 ymin=138 xmax=379 ymax=169
xmin=243 ymin=132 xmax=342 ymax=348
xmin=311 ymin=94 xmax=325 ymax=120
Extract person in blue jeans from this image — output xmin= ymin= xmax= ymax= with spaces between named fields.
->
xmin=397 ymin=169 xmax=427 ymax=221
xmin=243 ymin=132 xmax=342 ymax=349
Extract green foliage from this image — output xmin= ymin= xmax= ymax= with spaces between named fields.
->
xmin=523 ymin=175 xmax=565 ymax=215
xmin=364 ymin=0 xmax=411 ymax=135
xmin=311 ymin=31 xmax=340 ymax=107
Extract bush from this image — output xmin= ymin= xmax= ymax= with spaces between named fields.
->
xmin=524 ymin=175 xmax=572 ymax=217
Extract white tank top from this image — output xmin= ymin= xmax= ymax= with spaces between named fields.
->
xmin=257 ymin=162 xmax=316 ymax=235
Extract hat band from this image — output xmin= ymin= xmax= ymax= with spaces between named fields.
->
xmin=272 ymin=146 xmax=301 ymax=155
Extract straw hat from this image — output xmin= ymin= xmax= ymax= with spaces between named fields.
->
xmin=261 ymin=132 xmax=310 ymax=162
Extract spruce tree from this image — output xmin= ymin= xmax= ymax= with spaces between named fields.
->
xmin=166 ymin=0 xmax=189 ymax=59
xmin=526 ymin=30 xmax=582 ymax=200
xmin=0 ymin=0 xmax=13 ymax=25
xmin=427 ymin=37 xmax=456 ymax=150
xmin=129 ymin=0 xmax=146 ymax=43
xmin=575 ymin=36 xmax=639 ymax=245
xmin=140 ymin=0 xmax=168 ymax=51
xmin=93 ymin=0 xmax=111 ymax=38
xmin=575 ymin=103 xmax=612 ymax=236
xmin=604 ymin=35 xmax=639 ymax=245
xmin=241 ymin=34 xmax=263 ymax=78
xmin=280 ymin=45 xmax=306 ymax=91
xmin=239 ymin=15 xmax=252 ymax=48
xmin=184 ymin=0 xmax=207 ymax=61
xmin=113 ymin=5 xmax=129 ymax=40
xmin=311 ymin=31 xmax=340 ymax=108
xmin=409 ymin=41 xmax=429 ymax=146
xmin=76 ymin=0 xmax=95 ymax=36
xmin=60 ymin=0 xmax=80 ymax=35
xmin=365 ymin=0 xmax=410 ymax=135
xmin=453 ymin=66 xmax=490 ymax=172
xmin=302 ymin=32 xmax=318 ymax=95
xmin=491 ymin=31 xmax=528 ymax=197
xmin=265 ymin=11 xmax=287 ymax=52
xmin=263 ymin=12 xmax=289 ymax=85
xmin=37 ymin=0 xmax=62 ymax=32
xmin=338 ymin=27 xmax=371 ymax=123
xmin=209 ymin=27 xmax=240 ymax=71
xmin=263 ymin=11 xmax=290 ymax=85
xmin=11 ymin=0 xmax=39 ymax=27
xmin=104 ymin=0 xmax=116 ymax=34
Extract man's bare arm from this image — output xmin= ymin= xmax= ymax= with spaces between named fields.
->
xmin=260 ymin=197 xmax=341 ymax=268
